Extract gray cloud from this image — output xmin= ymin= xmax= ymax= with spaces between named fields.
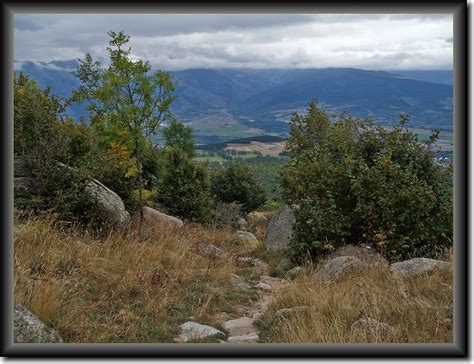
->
xmin=14 ymin=14 xmax=453 ymax=70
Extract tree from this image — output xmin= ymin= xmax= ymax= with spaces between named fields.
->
xmin=71 ymin=31 xmax=176 ymax=237
xmin=281 ymin=101 xmax=453 ymax=262
xmin=157 ymin=147 xmax=212 ymax=223
xmin=211 ymin=163 xmax=266 ymax=214
xmin=163 ymin=119 xmax=196 ymax=158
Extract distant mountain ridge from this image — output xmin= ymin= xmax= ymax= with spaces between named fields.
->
xmin=15 ymin=60 xmax=453 ymax=139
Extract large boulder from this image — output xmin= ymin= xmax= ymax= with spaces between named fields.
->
xmin=313 ymin=256 xmax=367 ymax=283
xmin=265 ymin=205 xmax=295 ymax=251
xmin=330 ymin=245 xmax=388 ymax=267
xmin=179 ymin=321 xmax=225 ymax=342
xmin=234 ymin=231 xmax=258 ymax=243
xmin=84 ymin=179 xmax=131 ymax=229
xmin=14 ymin=305 xmax=63 ymax=343
xmin=390 ymin=258 xmax=451 ymax=278
xmin=143 ymin=206 xmax=183 ymax=229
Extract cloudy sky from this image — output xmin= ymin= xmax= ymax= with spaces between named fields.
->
xmin=14 ymin=14 xmax=453 ymax=70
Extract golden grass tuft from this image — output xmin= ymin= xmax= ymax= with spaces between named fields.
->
xmin=256 ymin=256 xmax=453 ymax=344
xmin=14 ymin=213 xmax=257 ymax=343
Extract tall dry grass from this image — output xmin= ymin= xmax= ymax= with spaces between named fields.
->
xmin=256 ymin=255 xmax=453 ymax=343
xmin=14 ymin=213 xmax=259 ymax=343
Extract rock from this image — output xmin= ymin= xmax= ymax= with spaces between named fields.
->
xmin=14 ymin=305 xmax=63 ymax=343
xmin=265 ymin=205 xmax=295 ymax=251
xmin=237 ymin=217 xmax=248 ymax=230
xmin=235 ymin=231 xmax=258 ymax=243
xmin=229 ymin=273 xmax=251 ymax=292
xmin=350 ymin=316 xmax=395 ymax=340
xmin=179 ymin=321 xmax=225 ymax=342
xmin=313 ymin=256 xmax=367 ymax=283
xmin=198 ymin=243 xmax=229 ymax=260
xmin=14 ymin=177 xmax=39 ymax=197
xmin=286 ymin=266 xmax=304 ymax=279
xmin=84 ymin=179 xmax=131 ymax=229
xmin=330 ymin=245 xmax=388 ymax=267
xmin=143 ymin=206 xmax=183 ymax=229
xmin=223 ymin=317 xmax=255 ymax=336
xmin=238 ymin=257 xmax=257 ymax=266
xmin=255 ymin=282 xmax=272 ymax=291
xmin=275 ymin=306 xmax=308 ymax=321
xmin=390 ymin=258 xmax=451 ymax=278
xmin=276 ymin=257 xmax=293 ymax=272
xmin=227 ymin=332 xmax=259 ymax=343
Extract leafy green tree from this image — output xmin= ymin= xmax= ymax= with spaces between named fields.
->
xmin=163 ymin=119 xmax=196 ymax=158
xmin=281 ymin=101 xmax=453 ymax=262
xmin=157 ymin=147 xmax=212 ymax=223
xmin=211 ymin=163 xmax=266 ymax=213
xmin=71 ymin=31 xmax=176 ymax=237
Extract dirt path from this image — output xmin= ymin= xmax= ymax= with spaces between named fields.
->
xmin=219 ymin=273 xmax=290 ymax=344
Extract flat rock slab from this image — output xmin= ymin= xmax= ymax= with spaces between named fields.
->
xmin=390 ymin=258 xmax=451 ymax=278
xmin=227 ymin=332 xmax=259 ymax=343
xmin=179 ymin=321 xmax=224 ymax=342
xmin=14 ymin=305 xmax=63 ymax=343
xmin=223 ymin=317 xmax=255 ymax=336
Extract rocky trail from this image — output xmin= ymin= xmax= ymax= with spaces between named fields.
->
xmin=219 ymin=274 xmax=289 ymax=344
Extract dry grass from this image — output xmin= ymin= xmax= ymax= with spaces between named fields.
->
xmin=14 ymin=213 xmax=260 ymax=343
xmin=256 ymin=255 xmax=453 ymax=344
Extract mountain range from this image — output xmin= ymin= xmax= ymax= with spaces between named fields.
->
xmin=15 ymin=60 xmax=453 ymax=143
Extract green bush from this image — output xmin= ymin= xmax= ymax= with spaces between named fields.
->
xmin=156 ymin=147 xmax=212 ymax=223
xmin=281 ymin=101 xmax=453 ymax=262
xmin=211 ymin=163 xmax=266 ymax=214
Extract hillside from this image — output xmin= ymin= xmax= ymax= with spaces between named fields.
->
xmin=15 ymin=61 xmax=453 ymax=143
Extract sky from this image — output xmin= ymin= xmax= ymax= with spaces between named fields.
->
xmin=14 ymin=14 xmax=453 ymax=71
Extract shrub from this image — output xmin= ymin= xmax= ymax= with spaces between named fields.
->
xmin=156 ymin=147 xmax=212 ymax=223
xmin=280 ymin=101 xmax=453 ymax=262
xmin=211 ymin=163 xmax=266 ymax=214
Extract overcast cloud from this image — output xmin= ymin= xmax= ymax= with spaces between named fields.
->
xmin=14 ymin=14 xmax=453 ymax=70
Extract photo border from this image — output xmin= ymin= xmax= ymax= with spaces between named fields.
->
xmin=1 ymin=0 xmax=468 ymax=358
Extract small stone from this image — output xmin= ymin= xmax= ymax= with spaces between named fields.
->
xmin=198 ymin=243 xmax=229 ymax=259
xmin=179 ymin=321 xmax=225 ymax=342
xmin=235 ymin=231 xmax=258 ymax=243
xmin=227 ymin=332 xmax=259 ymax=343
xmin=255 ymin=282 xmax=272 ymax=291
xmin=238 ymin=257 xmax=257 ymax=266
xmin=229 ymin=273 xmax=251 ymax=292
xmin=275 ymin=306 xmax=308 ymax=321
xmin=350 ymin=316 xmax=395 ymax=341
xmin=223 ymin=317 xmax=255 ymax=336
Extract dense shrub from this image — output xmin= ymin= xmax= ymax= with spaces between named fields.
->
xmin=156 ymin=147 xmax=212 ymax=223
xmin=211 ymin=163 xmax=266 ymax=214
xmin=281 ymin=101 xmax=453 ymax=262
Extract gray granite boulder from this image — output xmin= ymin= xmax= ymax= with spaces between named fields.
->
xmin=143 ymin=206 xmax=183 ymax=229
xmin=390 ymin=258 xmax=451 ymax=277
xmin=350 ymin=316 xmax=395 ymax=341
xmin=198 ymin=243 xmax=229 ymax=260
xmin=14 ymin=305 xmax=63 ymax=343
xmin=313 ymin=256 xmax=367 ymax=283
xmin=265 ymin=205 xmax=295 ymax=251
xmin=235 ymin=231 xmax=258 ymax=243
xmin=229 ymin=273 xmax=251 ymax=292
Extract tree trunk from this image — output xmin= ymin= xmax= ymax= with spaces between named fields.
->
xmin=136 ymin=145 xmax=145 ymax=239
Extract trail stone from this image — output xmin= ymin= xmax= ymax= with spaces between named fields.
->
xmin=143 ymin=206 xmax=183 ymax=229
xmin=313 ymin=256 xmax=367 ymax=283
xmin=330 ymin=245 xmax=388 ymax=267
xmin=179 ymin=321 xmax=224 ymax=342
xmin=350 ymin=317 xmax=395 ymax=340
xmin=235 ymin=231 xmax=258 ymax=243
xmin=198 ymin=243 xmax=229 ymax=259
xmin=229 ymin=273 xmax=251 ymax=292
xmin=390 ymin=258 xmax=451 ymax=278
xmin=227 ymin=332 xmax=259 ymax=343
xmin=14 ymin=305 xmax=63 ymax=343
xmin=265 ymin=204 xmax=295 ymax=251
xmin=223 ymin=317 xmax=255 ymax=336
